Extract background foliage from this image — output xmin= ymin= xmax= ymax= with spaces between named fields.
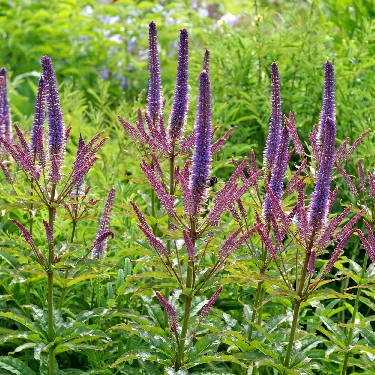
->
xmin=1 ymin=0 xmax=375 ymax=374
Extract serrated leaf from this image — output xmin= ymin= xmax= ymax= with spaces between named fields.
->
xmin=0 ymin=356 xmax=37 ymax=375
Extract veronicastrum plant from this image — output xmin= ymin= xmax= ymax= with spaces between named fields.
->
xmin=0 ymin=58 xmax=115 ymax=374
xmin=112 ymin=22 xmax=259 ymax=371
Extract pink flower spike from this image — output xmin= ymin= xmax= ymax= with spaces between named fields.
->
xmin=211 ymin=126 xmax=236 ymax=155
xmin=156 ymin=292 xmax=179 ymax=332
xmin=284 ymin=112 xmax=305 ymax=156
xmin=130 ymin=201 xmax=149 ymax=228
xmin=335 ymin=163 xmax=358 ymax=196
xmin=308 ymin=251 xmax=316 ymax=275
xmin=257 ymin=225 xmax=277 ymax=260
xmin=10 ymin=219 xmax=35 ymax=247
xmin=43 ymin=219 xmax=54 ymax=245
xmin=357 ymin=229 xmax=375 ymax=264
xmin=368 ymin=172 xmax=375 ymax=199
xmin=340 ymin=129 xmax=370 ymax=163
xmin=363 ymin=221 xmax=375 ymax=253
xmin=0 ymin=162 xmax=12 ymax=184
xmin=333 ymin=137 xmax=350 ymax=163
xmin=333 ymin=209 xmax=364 ymax=241
xmin=183 ymin=230 xmax=197 ymax=262
xmin=200 ymin=286 xmax=223 ymax=319
xmin=358 ymin=159 xmax=366 ymax=194
xmin=139 ymin=224 xmax=169 ymax=258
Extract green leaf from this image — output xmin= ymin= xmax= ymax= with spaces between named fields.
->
xmin=0 ymin=356 xmax=37 ymax=375
xmin=188 ymin=333 xmax=221 ymax=362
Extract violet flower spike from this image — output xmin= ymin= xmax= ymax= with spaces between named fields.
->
xmin=307 ymin=251 xmax=316 ymax=275
xmin=264 ymin=62 xmax=282 ymax=172
xmin=335 ymin=163 xmax=358 ymax=196
xmin=191 ymin=71 xmax=212 ymax=214
xmin=41 ymin=56 xmax=66 ymax=164
xmin=168 ymin=29 xmax=189 ymax=143
xmin=317 ymin=61 xmax=335 ymax=149
xmin=200 ymin=286 xmax=223 ymax=319
xmin=284 ymin=112 xmax=305 ymax=156
xmin=0 ymin=68 xmax=11 ymax=138
xmin=92 ymin=188 xmax=116 ymax=259
xmin=147 ymin=22 xmax=162 ymax=123
xmin=183 ymin=230 xmax=197 ymax=262
xmin=263 ymin=126 xmax=290 ymax=221
xmin=30 ymin=77 xmax=46 ymax=159
xmin=10 ymin=219 xmax=35 ymax=247
xmin=156 ymin=292 xmax=179 ymax=332
xmin=308 ymin=117 xmax=336 ymax=239
xmin=202 ymin=49 xmax=210 ymax=73
xmin=43 ymin=219 xmax=54 ymax=245
xmin=0 ymin=163 xmax=12 ymax=184
xmin=357 ymin=227 xmax=375 ymax=264
xmin=358 ymin=159 xmax=366 ymax=194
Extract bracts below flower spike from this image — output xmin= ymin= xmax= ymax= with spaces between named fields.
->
xmin=147 ymin=22 xmax=162 ymax=124
xmin=168 ymin=29 xmax=189 ymax=144
xmin=92 ymin=188 xmax=116 ymax=259
xmin=156 ymin=292 xmax=179 ymax=332
xmin=191 ymin=71 xmax=212 ymax=214
xmin=264 ymin=62 xmax=282 ymax=173
xmin=308 ymin=117 xmax=336 ymax=239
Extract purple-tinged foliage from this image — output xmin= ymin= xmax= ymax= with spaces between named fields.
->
xmin=202 ymin=49 xmax=210 ymax=73
xmin=147 ymin=22 xmax=162 ymax=123
xmin=41 ymin=56 xmax=66 ymax=164
xmin=92 ymin=188 xmax=116 ymax=259
xmin=43 ymin=220 xmax=54 ymax=245
xmin=264 ymin=62 xmax=282 ymax=172
xmin=200 ymin=286 xmax=223 ymax=319
xmin=183 ymin=230 xmax=197 ymax=262
xmin=317 ymin=61 xmax=335 ymax=149
xmin=284 ymin=112 xmax=305 ymax=156
xmin=308 ymin=118 xmax=336 ymax=238
xmin=263 ymin=127 xmax=290 ymax=221
xmin=0 ymin=68 xmax=11 ymax=138
xmin=191 ymin=71 xmax=212 ymax=214
xmin=30 ymin=77 xmax=45 ymax=158
xmin=358 ymin=159 xmax=366 ymax=194
xmin=156 ymin=292 xmax=179 ymax=332
xmin=168 ymin=29 xmax=189 ymax=143
xmin=335 ymin=163 xmax=358 ymax=196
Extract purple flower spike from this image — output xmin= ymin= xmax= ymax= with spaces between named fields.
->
xmin=147 ymin=22 xmax=162 ymax=123
xmin=308 ymin=118 xmax=336 ymax=239
xmin=0 ymin=162 xmax=12 ymax=184
xmin=0 ymin=68 xmax=12 ymax=138
xmin=168 ymin=29 xmax=189 ymax=143
xmin=10 ymin=219 xmax=35 ymax=247
xmin=317 ymin=61 xmax=335 ymax=149
xmin=264 ymin=62 xmax=282 ymax=172
xmin=202 ymin=49 xmax=210 ymax=73
xmin=200 ymin=286 xmax=223 ymax=319
xmin=30 ymin=77 xmax=45 ymax=159
xmin=191 ymin=71 xmax=212 ymax=214
xmin=156 ymin=292 xmax=179 ymax=332
xmin=358 ymin=159 xmax=366 ymax=194
xmin=183 ymin=230 xmax=197 ymax=262
xmin=357 ymin=227 xmax=375 ymax=264
xmin=43 ymin=219 xmax=54 ymax=245
xmin=307 ymin=251 xmax=316 ymax=275
xmin=41 ymin=56 xmax=66 ymax=165
xmin=263 ymin=126 xmax=290 ymax=221
xmin=92 ymin=188 xmax=116 ymax=259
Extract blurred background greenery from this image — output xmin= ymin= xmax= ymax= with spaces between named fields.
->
xmin=1 ymin=0 xmax=375 ymax=169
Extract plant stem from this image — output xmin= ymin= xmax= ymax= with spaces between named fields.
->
xmin=48 ymin=186 xmax=56 ymax=375
xmin=341 ymin=252 xmax=368 ymax=375
xmin=283 ymin=252 xmax=311 ymax=368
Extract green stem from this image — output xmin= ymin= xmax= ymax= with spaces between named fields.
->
xmin=283 ymin=252 xmax=311 ymax=368
xmin=48 ymin=186 xmax=56 ymax=375
xmin=341 ymin=252 xmax=368 ymax=375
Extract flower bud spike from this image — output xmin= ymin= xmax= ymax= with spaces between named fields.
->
xmin=340 ymin=130 xmax=370 ymax=163
xmin=156 ymin=292 xmax=179 ymax=332
xmin=183 ymin=230 xmax=197 ymax=262
xmin=43 ymin=219 xmax=54 ymax=245
xmin=200 ymin=286 xmax=223 ymax=319
xmin=335 ymin=163 xmax=358 ymax=196
xmin=307 ymin=251 xmax=316 ymax=275
xmin=284 ymin=112 xmax=305 ymax=156
xmin=357 ymin=229 xmax=375 ymax=264
xmin=202 ymin=49 xmax=210 ymax=73
xmin=357 ymin=159 xmax=366 ymax=194
xmin=0 ymin=68 xmax=12 ymax=139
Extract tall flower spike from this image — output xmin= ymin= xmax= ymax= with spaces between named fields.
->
xmin=30 ymin=77 xmax=46 ymax=159
xmin=202 ymin=49 xmax=210 ymax=73
xmin=41 ymin=56 xmax=66 ymax=166
xmin=147 ymin=22 xmax=162 ymax=123
xmin=263 ymin=126 xmax=290 ymax=221
xmin=92 ymin=188 xmax=116 ymax=259
xmin=156 ymin=292 xmax=179 ymax=332
xmin=264 ymin=62 xmax=282 ymax=172
xmin=317 ymin=61 xmax=335 ymax=149
xmin=0 ymin=68 xmax=11 ymax=138
xmin=308 ymin=117 xmax=336 ymax=239
xmin=168 ymin=29 xmax=189 ymax=143
xmin=191 ymin=71 xmax=212 ymax=214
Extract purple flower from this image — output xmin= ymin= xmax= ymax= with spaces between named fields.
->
xmin=307 ymin=251 xmax=316 ymax=275
xmin=156 ymin=292 xmax=179 ymax=332
xmin=183 ymin=230 xmax=197 ymax=262
xmin=191 ymin=71 xmax=212 ymax=214
xmin=41 ymin=56 xmax=66 ymax=167
xmin=92 ymin=188 xmax=116 ymax=259
xmin=147 ymin=22 xmax=162 ymax=123
xmin=43 ymin=219 xmax=54 ymax=245
xmin=317 ymin=61 xmax=335 ymax=149
xmin=200 ymin=286 xmax=223 ymax=319
xmin=263 ymin=126 xmax=290 ymax=221
xmin=357 ymin=159 xmax=366 ymax=194
xmin=264 ymin=62 xmax=282 ymax=172
xmin=0 ymin=68 xmax=12 ymax=139
xmin=202 ymin=49 xmax=210 ymax=73
xmin=30 ymin=77 xmax=45 ymax=160
xmin=168 ymin=29 xmax=189 ymax=143
xmin=308 ymin=118 xmax=336 ymax=239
